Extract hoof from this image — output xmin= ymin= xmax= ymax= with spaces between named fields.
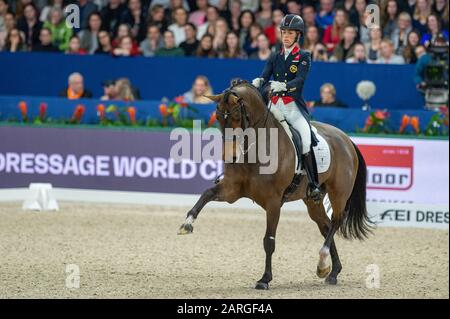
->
xmin=255 ymin=282 xmax=269 ymax=290
xmin=178 ymin=223 xmax=193 ymax=235
xmin=316 ymin=265 xmax=331 ymax=279
xmin=325 ymin=275 xmax=338 ymax=285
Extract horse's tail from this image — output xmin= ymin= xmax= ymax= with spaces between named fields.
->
xmin=339 ymin=142 xmax=375 ymax=240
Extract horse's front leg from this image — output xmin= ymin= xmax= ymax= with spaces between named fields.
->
xmin=255 ymin=201 xmax=281 ymax=290
xmin=178 ymin=184 xmax=221 ymax=235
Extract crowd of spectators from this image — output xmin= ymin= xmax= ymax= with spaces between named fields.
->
xmin=0 ymin=0 xmax=448 ymax=64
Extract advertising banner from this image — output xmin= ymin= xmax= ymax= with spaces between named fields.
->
xmin=0 ymin=127 xmax=448 ymax=206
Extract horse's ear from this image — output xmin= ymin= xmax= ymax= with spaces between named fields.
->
xmin=204 ymin=94 xmax=223 ymax=103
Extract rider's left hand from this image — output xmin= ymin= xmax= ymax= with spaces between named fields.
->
xmin=270 ymin=81 xmax=287 ymax=93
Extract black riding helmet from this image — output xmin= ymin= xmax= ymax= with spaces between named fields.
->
xmin=280 ymin=14 xmax=305 ymax=42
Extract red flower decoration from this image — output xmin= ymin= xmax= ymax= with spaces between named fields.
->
xmin=127 ymin=106 xmax=137 ymax=124
xmin=399 ymin=114 xmax=410 ymax=133
xmin=72 ymin=104 xmax=85 ymax=123
xmin=97 ymin=104 xmax=106 ymax=120
xmin=18 ymin=101 xmax=27 ymax=121
xmin=159 ymin=104 xmax=168 ymax=117
xmin=410 ymin=116 xmax=420 ymax=134
xmin=39 ymin=102 xmax=47 ymax=121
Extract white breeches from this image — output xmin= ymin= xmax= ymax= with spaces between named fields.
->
xmin=273 ymin=99 xmax=311 ymax=154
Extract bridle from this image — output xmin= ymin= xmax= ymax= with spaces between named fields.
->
xmin=215 ymin=87 xmax=270 ymax=159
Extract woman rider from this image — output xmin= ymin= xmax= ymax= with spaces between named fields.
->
xmin=252 ymin=14 xmax=322 ymax=202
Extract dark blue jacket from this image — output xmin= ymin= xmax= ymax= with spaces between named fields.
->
xmin=260 ymin=44 xmax=312 ymax=117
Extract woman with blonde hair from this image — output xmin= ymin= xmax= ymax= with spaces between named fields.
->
xmin=183 ymin=75 xmax=214 ymax=104
xmin=115 ymin=78 xmax=136 ymax=101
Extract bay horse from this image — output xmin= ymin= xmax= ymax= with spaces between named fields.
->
xmin=178 ymin=80 xmax=374 ymax=288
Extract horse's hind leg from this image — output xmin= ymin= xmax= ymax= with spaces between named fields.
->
xmin=305 ymin=200 xmax=342 ymax=285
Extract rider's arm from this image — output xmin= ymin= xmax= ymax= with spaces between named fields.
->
xmin=260 ymin=53 xmax=275 ymax=84
xmin=286 ymin=51 xmax=311 ymax=93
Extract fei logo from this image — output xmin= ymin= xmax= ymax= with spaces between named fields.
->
xmin=358 ymin=145 xmax=414 ymax=191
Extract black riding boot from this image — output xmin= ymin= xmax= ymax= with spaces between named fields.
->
xmin=302 ymin=151 xmax=323 ymax=203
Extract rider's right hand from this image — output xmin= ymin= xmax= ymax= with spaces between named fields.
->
xmin=252 ymin=78 xmax=264 ymax=88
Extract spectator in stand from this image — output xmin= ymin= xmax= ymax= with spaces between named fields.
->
xmin=221 ymin=30 xmax=247 ymax=59
xmin=264 ymin=9 xmax=283 ymax=47
xmin=238 ymin=10 xmax=255 ymax=47
xmin=168 ymin=7 xmax=188 ymax=46
xmin=0 ymin=13 xmax=16 ymax=51
xmin=323 ymin=8 xmax=348 ymax=54
xmin=59 ymin=72 xmax=93 ymax=99
xmin=227 ymin=0 xmax=241 ymax=32
xmin=163 ymin=0 xmax=190 ymax=24
xmin=183 ymin=75 xmax=214 ymax=104
xmin=349 ymin=0 xmax=367 ymax=30
xmin=243 ymin=23 xmax=263 ymax=57
xmin=79 ymin=12 xmax=102 ymax=54
xmin=113 ymin=35 xmax=141 ymax=56
xmin=345 ymin=42 xmax=368 ymax=63
xmin=40 ymin=0 xmax=65 ymax=23
xmin=180 ymin=22 xmax=199 ymax=56
xmin=66 ymin=35 xmax=87 ymax=54
xmin=403 ymin=29 xmax=421 ymax=63
xmin=376 ymin=38 xmax=405 ymax=64
xmin=421 ymin=14 xmax=449 ymax=47
xmin=412 ymin=0 xmax=432 ymax=36
xmin=197 ymin=5 xmax=220 ymax=39
xmin=95 ymin=30 xmax=112 ymax=54
xmin=17 ymin=3 xmax=42 ymax=50
xmin=212 ymin=17 xmax=228 ymax=51
xmin=115 ymin=78 xmax=137 ymax=101
xmin=312 ymin=83 xmax=347 ymax=108
xmin=256 ymin=0 xmax=273 ymax=29
xmin=332 ymin=24 xmax=358 ymax=62
xmin=365 ymin=25 xmax=382 ymax=63
xmin=382 ymin=0 xmax=399 ymax=39
xmin=391 ymin=11 xmax=413 ymax=56
xmin=43 ymin=7 xmax=73 ymax=52
xmin=189 ymin=0 xmax=208 ymax=27
xmin=112 ymin=23 xmax=139 ymax=51
xmin=0 ymin=0 xmax=8 ymax=33
xmin=140 ymin=24 xmax=164 ymax=57
xmin=303 ymin=25 xmax=321 ymax=52
xmin=100 ymin=0 xmax=126 ymax=36
xmin=100 ymin=79 xmax=118 ymax=101
xmin=286 ymin=0 xmax=302 ymax=15
xmin=312 ymin=42 xmax=329 ymax=61
xmin=196 ymin=33 xmax=217 ymax=57
xmin=33 ymin=27 xmax=60 ymax=52
xmin=78 ymin=1 xmax=99 ymax=31
xmin=155 ymin=29 xmax=185 ymax=56
xmin=302 ymin=5 xmax=323 ymax=39
xmin=240 ymin=0 xmax=259 ymax=12
xmin=147 ymin=4 xmax=168 ymax=33
xmin=434 ymin=0 xmax=448 ymax=30
xmin=249 ymin=32 xmax=271 ymax=61
xmin=2 ymin=28 xmax=27 ymax=52
xmin=121 ymin=0 xmax=147 ymax=43
xmin=356 ymin=7 xmax=371 ymax=45
xmin=316 ymin=0 xmax=336 ymax=29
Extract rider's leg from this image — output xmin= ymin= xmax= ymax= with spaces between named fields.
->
xmin=284 ymin=103 xmax=323 ymax=203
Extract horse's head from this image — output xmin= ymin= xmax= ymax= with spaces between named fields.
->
xmin=206 ymin=79 xmax=268 ymax=161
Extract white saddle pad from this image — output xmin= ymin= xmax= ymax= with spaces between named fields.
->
xmin=270 ymin=107 xmax=331 ymax=174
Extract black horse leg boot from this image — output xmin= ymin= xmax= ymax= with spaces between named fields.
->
xmin=302 ymin=152 xmax=323 ymax=203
